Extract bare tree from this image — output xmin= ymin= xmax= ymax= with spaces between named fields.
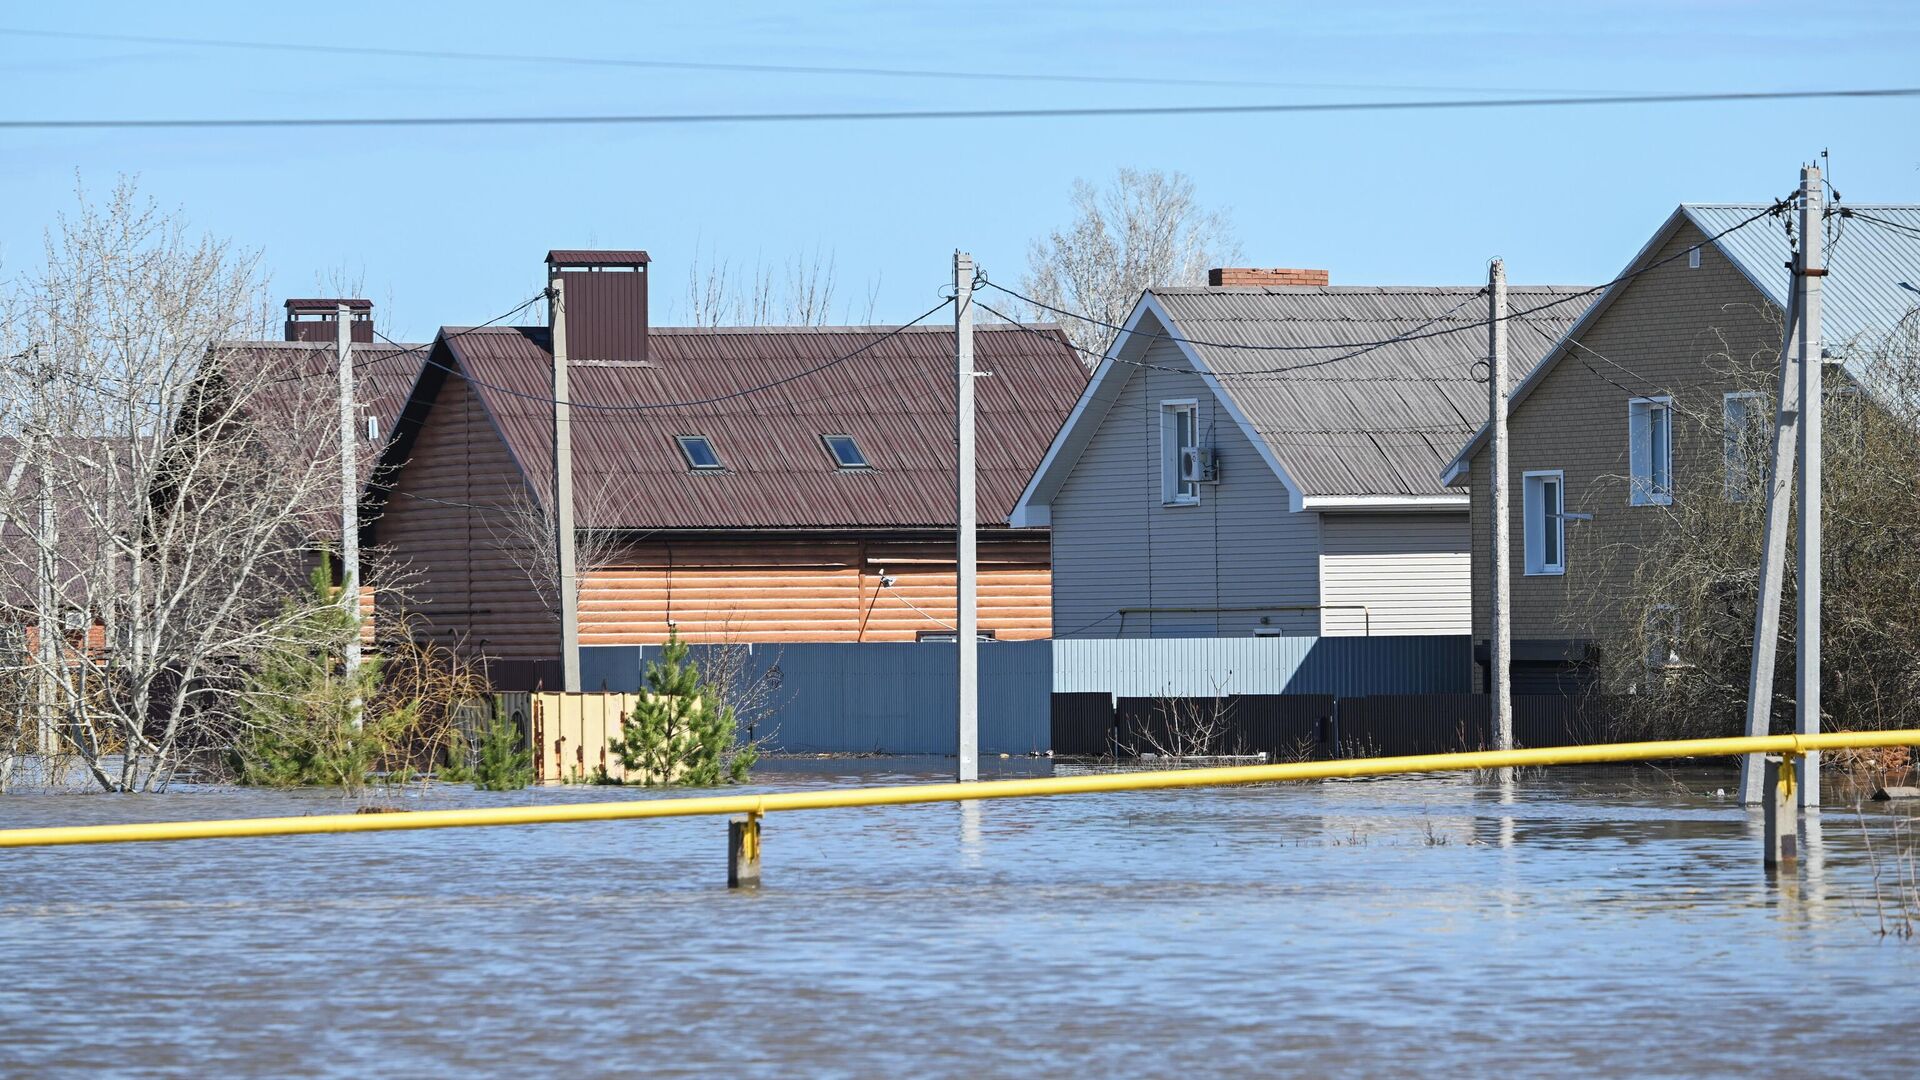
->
xmin=0 ymin=179 xmax=355 ymax=791
xmin=676 ymin=245 xmax=878 ymax=327
xmin=1022 ymin=168 xmax=1242 ymax=364
xmin=1576 ymin=309 xmax=1920 ymax=758
xmin=484 ymin=476 xmax=627 ymax=624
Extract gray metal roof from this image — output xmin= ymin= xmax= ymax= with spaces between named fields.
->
xmin=1683 ymin=203 xmax=1920 ymax=355
xmin=1149 ymin=286 xmax=1595 ymax=498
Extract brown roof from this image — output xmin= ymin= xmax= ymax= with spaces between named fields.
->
xmin=546 ymin=250 xmax=651 ymax=266
xmin=215 ymin=340 xmax=429 ymax=440
xmin=429 ymin=322 xmax=1086 ymax=530
xmin=284 ymin=298 xmax=373 ymax=311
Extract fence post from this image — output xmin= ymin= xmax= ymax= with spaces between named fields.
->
xmin=1763 ymin=754 xmax=1799 ymax=869
xmin=729 ymin=812 xmax=762 ymax=889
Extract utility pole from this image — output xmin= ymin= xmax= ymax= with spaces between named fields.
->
xmin=550 ymin=277 xmax=582 ymax=693
xmin=1737 ymin=262 xmax=1803 ymax=804
xmin=337 ymin=305 xmax=363 ymax=726
xmin=1794 ymin=165 xmax=1826 ymax=809
xmin=1488 ymin=259 xmax=1513 ymax=757
xmin=954 ymin=251 xmax=979 ymax=783
xmin=34 ymin=422 xmax=56 ymax=756
xmin=1738 ymin=165 xmax=1821 ymax=806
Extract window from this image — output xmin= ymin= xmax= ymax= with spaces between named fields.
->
xmin=1627 ymin=397 xmax=1673 ymax=506
xmin=916 ymin=629 xmax=996 ymax=643
xmin=1688 ymin=246 xmax=1701 ymax=269
xmin=821 ymin=434 xmax=870 ymax=469
xmin=1160 ymin=400 xmax=1199 ymax=505
xmin=1523 ymin=470 xmax=1566 ymax=576
xmin=676 ymin=435 xmax=723 ymax=470
xmin=1722 ymin=391 xmax=1770 ymax=501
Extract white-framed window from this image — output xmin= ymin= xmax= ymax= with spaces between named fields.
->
xmin=1159 ymin=399 xmax=1199 ymax=505
xmin=1523 ymin=469 xmax=1566 ymax=576
xmin=1627 ymin=396 xmax=1674 ymax=506
xmin=1722 ymin=391 xmax=1770 ymax=501
xmin=1644 ymin=604 xmax=1682 ymax=669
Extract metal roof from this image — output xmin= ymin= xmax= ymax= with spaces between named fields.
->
xmin=215 ymin=340 xmax=429 ymax=441
xmin=1149 ymin=286 xmax=1594 ymax=498
xmin=1683 ymin=203 xmax=1920 ymax=355
xmin=436 ymin=322 xmax=1086 ymax=531
xmin=283 ymin=298 xmax=373 ymax=311
xmin=546 ymin=250 xmax=651 ymax=266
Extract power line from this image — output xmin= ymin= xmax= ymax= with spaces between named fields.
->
xmin=979 ymin=200 xmax=1788 ymax=371
xmin=0 ymin=26 xmax=1631 ymax=97
xmin=6 ymin=89 xmax=1918 ymax=131
xmin=376 ymin=297 xmax=956 ymax=412
xmin=270 ymin=291 xmax=549 ymax=384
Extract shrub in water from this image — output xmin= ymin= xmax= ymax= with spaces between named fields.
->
xmin=612 ymin=631 xmax=756 ymax=786
xmin=471 ymin=714 xmax=533 ymax=791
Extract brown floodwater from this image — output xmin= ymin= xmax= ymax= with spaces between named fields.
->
xmin=2 ymin=760 xmax=1917 ymax=1077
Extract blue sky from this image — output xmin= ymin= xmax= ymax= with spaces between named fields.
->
xmin=2 ymin=1 xmax=1916 ymax=340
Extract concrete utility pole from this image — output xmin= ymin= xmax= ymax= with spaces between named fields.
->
xmin=337 ymin=305 xmax=363 ymax=726
xmin=550 ymin=277 xmax=582 ymax=693
xmin=954 ymin=251 xmax=979 ymax=783
xmin=1488 ymin=259 xmax=1513 ymax=756
xmin=1794 ymin=166 xmax=1826 ymax=809
xmin=1737 ymin=260 xmax=1803 ymax=804
xmin=34 ymin=422 xmax=56 ymax=755
xmin=1738 ymin=165 xmax=1823 ymax=807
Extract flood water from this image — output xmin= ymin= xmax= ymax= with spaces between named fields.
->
xmin=3 ymin=760 xmax=1918 ymax=1077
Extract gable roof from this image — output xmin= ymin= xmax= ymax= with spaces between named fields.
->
xmin=1443 ymin=202 xmax=1920 ymax=480
xmin=214 ymin=339 xmax=430 ymax=441
xmin=1012 ymin=284 xmax=1593 ymax=520
xmin=403 ymin=322 xmax=1085 ymax=531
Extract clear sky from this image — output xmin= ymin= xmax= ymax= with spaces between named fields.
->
xmin=2 ymin=1 xmax=1916 ymax=340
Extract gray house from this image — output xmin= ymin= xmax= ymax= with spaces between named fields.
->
xmin=1011 ymin=268 xmax=1593 ymax=638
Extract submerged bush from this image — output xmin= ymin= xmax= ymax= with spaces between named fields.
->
xmin=612 ymin=631 xmax=756 ymax=786
xmin=471 ymin=714 xmax=532 ymax=791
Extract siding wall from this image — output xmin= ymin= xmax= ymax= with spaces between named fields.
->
xmin=580 ymin=535 xmax=1050 ymax=644
xmin=1465 ymin=221 xmax=1781 ymax=649
xmin=1318 ymin=512 xmax=1470 ymax=635
xmin=372 ymin=371 xmax=558 ymax=660
xmin=1050 ymin=333 xmax=1321 ymax=638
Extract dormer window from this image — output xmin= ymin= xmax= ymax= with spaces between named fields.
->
xmin=821 ymin=434 xmax=870 ymax=470
xmin=677 ymin=435 xmax=723 ymax=471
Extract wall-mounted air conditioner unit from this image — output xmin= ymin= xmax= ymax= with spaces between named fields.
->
xmin=1181 ymin=447 xmax=1219 ymax=484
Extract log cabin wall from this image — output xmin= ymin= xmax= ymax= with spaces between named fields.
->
xmin=580 ymin=535 xmax=1051 ymax=644
xmin=372 ymin=372 xmax=559 ymax=660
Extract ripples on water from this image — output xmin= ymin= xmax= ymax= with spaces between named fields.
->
xmin=2 ymin=762 xmax=1917 ymax=1078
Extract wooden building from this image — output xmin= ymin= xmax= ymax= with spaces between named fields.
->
xmin=368 ymin=250 xmax=1085 ymax=670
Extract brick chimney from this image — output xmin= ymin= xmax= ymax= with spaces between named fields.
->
xmin=284 ymin=298 xmax=373 ymax=343
xmin=546 ymin=250 xmax=650 ymax=363
xmin=1207 ymin=267 xmax=1330 ymax=287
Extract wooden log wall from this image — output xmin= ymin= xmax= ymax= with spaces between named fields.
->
xmin=371 ymin=373 xmax=558 ymax=660
xmin=580 ymin=536 xmax=1052 ymax=644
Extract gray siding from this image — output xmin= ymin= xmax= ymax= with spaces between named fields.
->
xmin=1052 ymin=636 xmax=1471 ymax=696
xmin=1049 ymin=337 xmax=1320 ymax=638
xmin=1318 ymin=512 xmax=1470 ymax=635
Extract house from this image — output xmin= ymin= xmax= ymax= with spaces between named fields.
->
xmin=367 ymin=249 xmax=1086 ymax=673
xmin=1441 ymin=202 xmax=1920 ymax=691
xmin=1011 ymin=268 xmax=1594 ymax=638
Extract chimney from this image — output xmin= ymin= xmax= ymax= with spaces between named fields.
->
xmin=285 ymin=298 xmax=374 ymax=343
xmin=1207 ymin=267 xmax=1330 ymax=288
xmin=546 ymin=250 xmax=650 ymax=363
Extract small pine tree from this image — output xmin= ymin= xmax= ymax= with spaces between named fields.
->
xmin=471 ymin=714 xmax=533 ymax=791
xmin=612 ymin=631 xmax=756 ymax=786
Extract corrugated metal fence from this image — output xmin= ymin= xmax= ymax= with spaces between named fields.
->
xmin=577 ymin=636 xmax=1474 ymax=756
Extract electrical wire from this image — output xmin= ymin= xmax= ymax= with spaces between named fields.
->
xmin=375 ymin=297 xmax=955 ymax=411
xmin=979 ymin=201 xmax=1789 ymax=372
xmin=0 ymin=26 xmax=1632 ymax=96
xmin=268 ymin=290 xmax=549 ymax=384
xmin=7 ymin=90 xmax=1918 ymax=131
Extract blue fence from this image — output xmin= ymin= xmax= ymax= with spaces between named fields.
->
xmin=582 ymin=641 xmax=1052 ymax=755
xmin=581 ymin=636 xmax=1469 ymax=755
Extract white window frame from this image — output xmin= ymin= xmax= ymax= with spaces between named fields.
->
xmin=1627 ymin=396 xmax=1674 ymax=506
xmin=1722 ymin=391 xmax=1769 ymax=502
xmin=1644 ymin=604 xmax=1682 ymax=670
xmin=1159 ymin=399 xmax=1200 ymax=506
xmin=1523 ymin=469 xmax=1566 ymax=576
